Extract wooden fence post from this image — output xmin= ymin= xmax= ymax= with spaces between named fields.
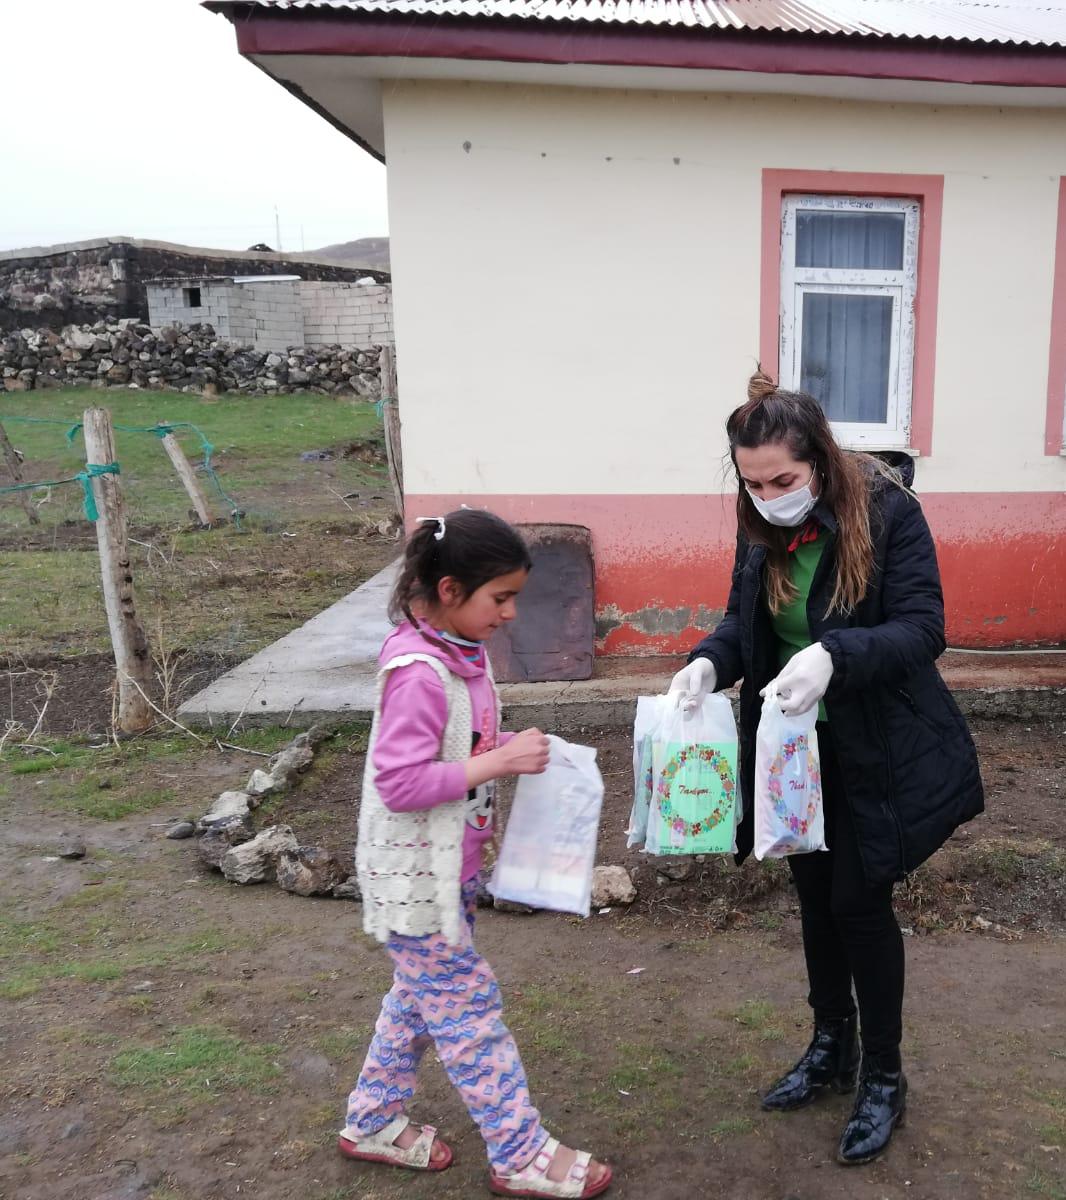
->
xmin=160 ymin=428 xmax=213 ymax=527
xmin=82 ymin=407 xmax=153 ymax=733
xmin=0 ymin=420 xmax=40 ymax=525
xmin=379 ymin=345 xmax=404 ymax=518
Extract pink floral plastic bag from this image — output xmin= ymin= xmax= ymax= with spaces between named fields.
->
xmin=753 ymin=683 xmax=828 ymax=860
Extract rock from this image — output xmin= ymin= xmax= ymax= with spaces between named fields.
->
xmin=276 ymin=846 xmax=349 ymax=897
xmin=197 ymin=815 xmax=254 ymax=869
xmin=61 ymin=1118 xmax=89 ymax=1140
xmin=493 ymin=897 xmax=537 ymax=915
xmin=654 ymin=858 xmax=694 ymax=883
xmin=198 ymin=790 xmax=252 ymax=831
xmin=591 ymin=865 xmax=637 ymax=907
xmin=245 ymin=768 xmax=279 ymax=799
xmin=220 ymin=824 xmax=298 ymax=884
xmin=164 ymin=820 xmax=196 ymax=840
xmin=64 ymin=326 xmax=96 ymax=351
xmin=131 ymin=980 xmax=153 ymax=993
xmin=58 ymin=839 xmax=86 ymax=860
xmin=267 ymin=744 xmax=315 ymax=786
xmin=303 ymin=724 xmax=335 ymax=749
xmin=332 ymin=875 xmax=361 ymax=901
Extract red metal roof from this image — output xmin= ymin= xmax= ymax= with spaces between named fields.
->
xmin=224 ymin=0 xmax=1066 ymax=48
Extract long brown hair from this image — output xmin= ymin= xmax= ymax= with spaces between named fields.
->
xmin=728 ymin=368 xmax=898 ymax=616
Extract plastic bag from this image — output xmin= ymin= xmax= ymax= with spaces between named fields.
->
xmin=627 ymin=694 xmax=670 ymax=849
xmin=490 ymin=735 xmax=603 ymax=917
xmin=646 ymin=694 xmax=740 ymax=856
xmin=753 ymin=683 xmax=828 ymax=860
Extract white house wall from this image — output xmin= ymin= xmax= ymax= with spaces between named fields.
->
xmin=385 ymin=80 xmax=1066 ymax=650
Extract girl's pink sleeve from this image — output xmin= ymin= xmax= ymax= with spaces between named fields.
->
xmin=498 ymin=731 xmax=516 ymax=746
xmin=371 ymin=663 xmax=469 ymax=812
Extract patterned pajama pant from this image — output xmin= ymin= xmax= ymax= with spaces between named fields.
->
xmin=344 ymin=881 xmax=548 ymax=1172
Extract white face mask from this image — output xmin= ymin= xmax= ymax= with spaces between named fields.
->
xmin=746 ymin=464 xmax=818 ymax=528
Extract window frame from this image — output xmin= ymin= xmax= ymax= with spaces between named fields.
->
xmin=779 ymin=193 xmax=919 ymax=450
xmin=1046 ymin=176 xmax=1066 ymax=456
xmin=760 ymin=169 xmax=944 ymax=458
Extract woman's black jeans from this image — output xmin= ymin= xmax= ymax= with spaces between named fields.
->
xmin=786 ymin=724 xmax=905 ymax=1060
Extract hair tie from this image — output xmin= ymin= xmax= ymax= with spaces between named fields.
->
xmin=416 ymin=515 xmax=446 ymax=541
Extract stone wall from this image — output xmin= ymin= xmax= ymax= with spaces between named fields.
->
xmin=2 ymin=321 xmax=384 ymax=396
xmin=0 ymin=238 xmax=388 ymax=334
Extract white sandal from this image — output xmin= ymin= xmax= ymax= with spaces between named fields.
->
xmin=489 ymin=1136 xmax=612 ymax=1198
xmin=337 ymin=1114 xmax=453 ymax=1172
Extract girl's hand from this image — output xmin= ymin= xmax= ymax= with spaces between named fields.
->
xmin=499 ymin=728 xmax=551 ymax=776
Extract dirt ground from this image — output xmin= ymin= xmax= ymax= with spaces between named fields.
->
xmin=1 ymin=718 xmax=1064 ymax=1200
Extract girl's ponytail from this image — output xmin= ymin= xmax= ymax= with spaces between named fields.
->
xmin=387 ymin=508 xmax=532 ymax=625
xmin=388 ymin=519 xmax=441 ymax=624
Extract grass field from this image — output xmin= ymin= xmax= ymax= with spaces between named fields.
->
xmin=0 ymin=387 xmax=396 ymax=662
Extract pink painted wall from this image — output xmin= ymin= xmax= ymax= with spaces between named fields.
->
xmin=408 ymin=492 xmax=1066 ymax=652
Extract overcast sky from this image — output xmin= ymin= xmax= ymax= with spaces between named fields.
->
xmin=2 ymin=0 xmax=388 ymax=254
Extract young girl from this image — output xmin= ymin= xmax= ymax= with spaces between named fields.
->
xmin=340 ymin=508 xmax=612 ymax=1199
xmin=670 ymin=370 xmax=983 ymax=1166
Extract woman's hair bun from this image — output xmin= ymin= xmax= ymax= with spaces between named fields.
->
xmin=747 ymin=367 xmax=778 ymax=404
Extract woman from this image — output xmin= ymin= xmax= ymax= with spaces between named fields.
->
xmin=669 ymin=370 xmax=983 ymax=1165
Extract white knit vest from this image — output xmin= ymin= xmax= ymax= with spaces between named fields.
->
xmin=356 ymin=650 xmax=498 ymax=945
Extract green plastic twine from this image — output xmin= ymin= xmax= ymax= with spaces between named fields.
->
xmin=0 ymin=462 xmax=119 ymax=521
xmin=62 ymin=418 xmax=242 ymax=529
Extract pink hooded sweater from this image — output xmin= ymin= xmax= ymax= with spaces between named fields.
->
xmin=372 ymin=619 xmax=513 ymax=882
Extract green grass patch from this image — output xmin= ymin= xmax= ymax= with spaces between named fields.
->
xmin=1027 ymin=1170 xmax=1066 ymax=1199
xmin=708 ymin=1116 xmax=756 ymax=1138
xmin=314 ymin=1025 xmax=372 ymax=1063
xmin=720 ymin=1053 xmax=758 ymax=1079
xmin=44 ymin=778 xmax=178 ymax=822
xmin=111 ymin=1025 xmax=281 ymax=1098
xmin=0 ymin=887 xmax=239 ymax=1000
xmin=1 ymin=388 xmax=395 ymax=659
xmin=725 ymin=998 xmax=784 ymax=1042
xmin=1 ymin=388 xmax=385 ymax=529
xmin=608 ymin=1042 xmax=685 ymax=1095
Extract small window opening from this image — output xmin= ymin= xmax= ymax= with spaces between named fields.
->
xmin=183 ymin=286 xmax=202 ymax=308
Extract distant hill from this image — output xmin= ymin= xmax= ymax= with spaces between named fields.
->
xmin=312 ymin=236 xmax=390 ymax=271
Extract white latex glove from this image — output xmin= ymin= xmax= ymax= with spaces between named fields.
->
xmin=762 ymin=642 xmax=833 ymax=717
xmin=666 ymin=657 xmax=717 ymax=711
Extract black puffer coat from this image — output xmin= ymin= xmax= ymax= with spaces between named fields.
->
xmin=689 ymin=479 xmax=984 ymax=886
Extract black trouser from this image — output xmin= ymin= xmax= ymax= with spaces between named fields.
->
xmin=786 ymin=724 xmax=904 ymax=1060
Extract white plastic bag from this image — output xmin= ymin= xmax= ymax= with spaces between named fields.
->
xmin=627 ymin=694 xmax=670 ymax=849
xmin=753 ymin=683 xmax=828 ymax=860
xmin=645 ymin=693 xmax=740 ymax=856
xmin=490 ymin=735 xmax=603 ymax=917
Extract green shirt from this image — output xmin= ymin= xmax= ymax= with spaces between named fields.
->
xmin=771 ymin=530 xmax=827 ymax=720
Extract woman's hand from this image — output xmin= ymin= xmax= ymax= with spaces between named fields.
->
xmin=667 ymin=658 xmax=717 ymax=711
xmin=763 ymin=643 xmax=833 ymax=716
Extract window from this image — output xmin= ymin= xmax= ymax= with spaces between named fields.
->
xmin=183 ymin=286 xmax=202 ymax=309
xmin=779 ymin=195 xmax=919 ymax=450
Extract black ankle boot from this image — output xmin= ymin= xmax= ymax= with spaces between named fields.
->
xmin=760 ymin=1014 xmax=859 ymax=1112
xmin=837 ymin=1053 xmax=907 ymax=1165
